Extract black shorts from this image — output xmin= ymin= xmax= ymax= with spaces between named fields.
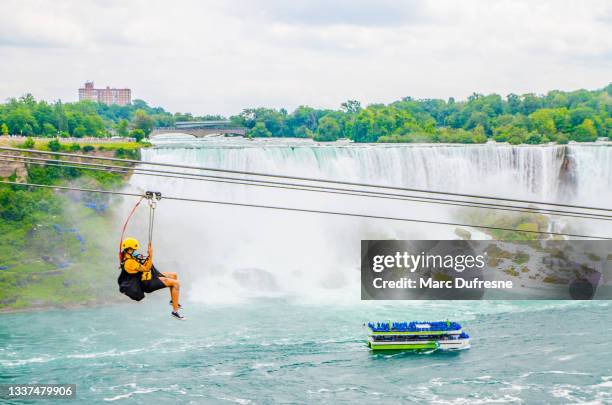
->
xmin=141 ymin=277 xmax=167 ymax=293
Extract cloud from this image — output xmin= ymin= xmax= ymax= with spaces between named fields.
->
xmin=0 ymin=0 xmax=609 ymax=116
xmin=225 ymin=0 xmax=426 ymax=27
xmin=0 ymin=2 xmax=85 ymax=48
xmin=0 ymin=0 xmax=152 ymax=49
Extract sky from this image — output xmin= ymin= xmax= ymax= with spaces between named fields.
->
xmin=0 ymin=0 xmax=610 ymax=116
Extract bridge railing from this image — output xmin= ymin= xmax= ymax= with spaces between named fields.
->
xmin=153 ymin=126 xmax=246 ymax=131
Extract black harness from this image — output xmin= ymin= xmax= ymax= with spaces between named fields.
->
xmin=117 ymin=252 xmax=145 ymax=301
xmin=117 ymin=252 xmax=166 ymax=301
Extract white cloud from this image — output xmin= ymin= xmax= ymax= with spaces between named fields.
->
xmin=223 ymin=0 xmax=427 ymax=27
xmin=0 ymin=0 xmax=609 ymax=116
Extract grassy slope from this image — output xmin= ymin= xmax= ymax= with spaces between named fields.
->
xmin=0 ymin=143 xmax=138 ymax=311
xmin=0 ymin=137 xmax=151 ymax=151
xmin=0 ymin=197 xmax=116 ymax=309
xmin=0 ymin=191 xmax=123 ymax=310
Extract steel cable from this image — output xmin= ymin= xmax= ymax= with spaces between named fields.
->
xmin=2 ymin=146 xmax=610 ymax=213
xmin=1 ymin=180 xmax=609 ymax=240
xmin=2 ymin=154 xmax=611 ymax=221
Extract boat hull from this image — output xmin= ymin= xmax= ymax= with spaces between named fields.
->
xmin=368 ymin=338 xmax=470 ymax=351
xmin=437 ymin=338 xmax=470 ymax=351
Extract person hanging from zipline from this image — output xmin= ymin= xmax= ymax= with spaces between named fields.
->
xmin=118 ymin=237 xmax=185 ymax=320
xmin=117 ymin=191 xmax=185 ymax=320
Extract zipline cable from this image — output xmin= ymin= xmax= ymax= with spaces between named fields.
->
xmin=3 ymin=146 xmax=610 ymax=213
xmin=2 ymin=154 xmax=611 ymax=222
xmin=3 ymin=154 xmax=611 ymax=221
xmin=0 ymin=180 xmax=609 ymax=240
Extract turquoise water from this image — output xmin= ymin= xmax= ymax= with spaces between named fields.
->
xmin=1 ymin=300 xmax=611 ymax=404
xmin=3 ymin=140 xmax=611 ymax=403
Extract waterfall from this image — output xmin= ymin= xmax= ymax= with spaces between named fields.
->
xmin=126 ymin=138 xmax=612 ymax=303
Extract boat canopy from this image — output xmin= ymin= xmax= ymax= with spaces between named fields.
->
xmin=368 ymin=321 xmax=461 ymax=332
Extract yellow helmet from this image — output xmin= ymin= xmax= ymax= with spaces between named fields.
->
xmin=121 ymin=237 xmax=140 ymax=251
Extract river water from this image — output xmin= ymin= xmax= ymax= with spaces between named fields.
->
xmin=1 ymin=301 xmax=611 ymax=403
xmin=1 ymin=138 xmax=611 ymax=403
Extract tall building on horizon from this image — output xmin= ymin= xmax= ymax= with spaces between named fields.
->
xmin=78 ymin=81 xmax=131 ymax=106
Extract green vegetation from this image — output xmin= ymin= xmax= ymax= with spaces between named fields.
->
xmin=512 ymin=252 xmax=530 ymax=265
xmin=130 ymin=128 xmax=145 ymax=142
xmin=464 ymin=210 xmax=551 ymax=240
xmin=504 ymin=266 xmax=520 ymax=277
xmin=231 ymin=84 xmax=611 ymax=144
xmin=47 ymin=139 xmax=61 ymax=152
xmin=0 ymin=161 xmax=128 ymax=310
xmin=1 ymin=84 xmax=610 ymax=143
xmin=22 ymin=137 xmax=35 ymax=149
xmin=1 ymin=136 xmax=149 ymax=158
xmin=0 ymin=94 xmax=220 ymax=138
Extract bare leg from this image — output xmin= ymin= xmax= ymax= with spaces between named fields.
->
xmin=162 ymin=272 xmax=177 ymax=280
xmin=159 ymin=277 xmax=180 ymax=311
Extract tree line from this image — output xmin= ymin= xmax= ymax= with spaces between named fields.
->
xmin=1 ymin=84 xmax=610 ymax=144
xmin=231 ymin=84 xmax=611 ymax=144
xmin=0 ymin=94 xmax=222 ymax=142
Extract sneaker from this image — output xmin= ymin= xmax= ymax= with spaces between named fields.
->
xmin=169 ymin=300 xmax=183 ymax=309
xmin=171 ymin=311 xmax=185 ymax=321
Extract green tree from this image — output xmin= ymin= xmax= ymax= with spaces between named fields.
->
xmin=294 ymin=125 xmax=313 ymax=138
xmin=0 ymin=84 xmax=609 ymax=146
xmin=7 ymin=108 xmax=36 ymax=135
xmin=42 ymin=122 xmax=57 ymax=136
xmin=508 ymin=136 xmax=523 ymax=145
xmin=352 ymin=109 xmax=377 ymax=142
xmin=493 ymin=124 xmax=527 ymax=143
xmin=525 ymin=132 xmax=543 ymax=144
xmin=287 ymin=106 xmax=319 ymax=133
xmin=248 ymin=122 xmax=272 ymax=138
xmin=572 ymin=118 xmax=597 ymax=142
xmin=54 ymin=101 xmax=68 ymax=133
xmin=116 ymin=119 xmax=129 ymax=137
xmin=47 ymin=139 xmax=61 ymax=152
xmin=132 ymin=109 xmax=154 ymax=135
xmin=529 ymin=110 xmax=556 ymax=136
xmin=130 ymin=129 xmax=145 ymax=142
xmin=73 ymin=126 xmax=87 ymax=138
xmin=473 ymin=124 xmax=486 ymax=138
xmin=1 ymin=123 xmax=8 ymax=135
xmin=340 ymin=100 xmax=361 ymax=114
xmin=83 ymin=114 xmax=105 ymax=136
xmin=521 ymin=94 xmax=543 ymax=115
xmin=604 ymin=117 xmax=612 ymax=139
xmin=314 ymin=116 xmax=341 ymax=142
xmin=569 ymin=107 xmax=595 ymax=127
xmin=22 ymin=137 xmax=35 ymax=149
xmin=506 ymin=93 xmax=521 ymax=114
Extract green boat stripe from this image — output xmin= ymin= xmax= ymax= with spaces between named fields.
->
xmin=369 ymin=343 xmax=438 ymax=350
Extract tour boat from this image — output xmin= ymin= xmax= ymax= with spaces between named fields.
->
xmin=367 ymin=321 xmax=470 ymax=351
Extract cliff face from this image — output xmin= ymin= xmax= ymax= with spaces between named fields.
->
xmin=0 ymin=152 xmax=28 ymax=179
xmin=0 ymin=148 xmax=134 ymax=181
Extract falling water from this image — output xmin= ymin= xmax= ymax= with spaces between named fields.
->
xmin=127 ymin=138 xmax=612 ymax=303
